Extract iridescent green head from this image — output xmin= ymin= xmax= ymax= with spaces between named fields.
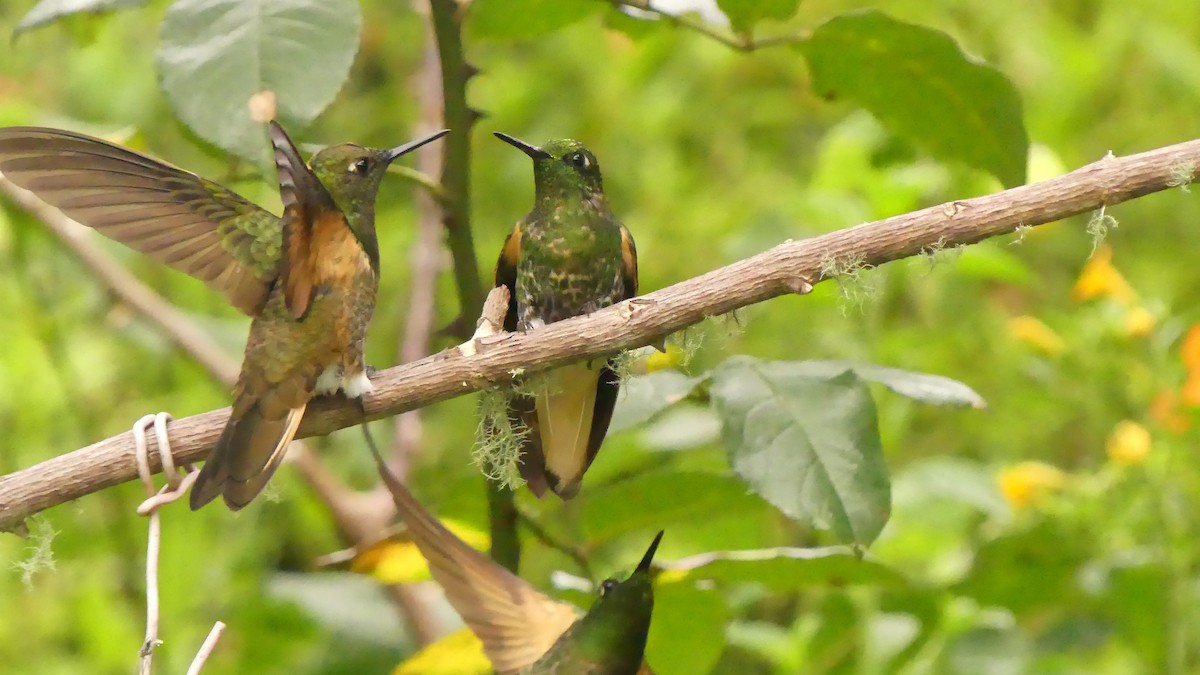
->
xmin=309 ymin=130 xmax=449 ymax=230
xmin=562 ymin=530 xmax=663 ymax=670
xmin=494 ymin=132 xmax=604 ymax=200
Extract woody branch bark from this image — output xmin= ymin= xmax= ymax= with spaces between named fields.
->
xmin=0 ymin=139 xmax=1197 ymax=533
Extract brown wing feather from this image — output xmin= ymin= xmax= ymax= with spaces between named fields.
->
xmin=370 ymin=450 xmax=577 ymax=673
xmin=494 ymin=221 xmax=522 ymax=332
xmin=619 ymin=222 xmax=639 ymax=297
xmin=269 ymin=122 xmax=344 ymax=319
xmin=0 ymin=126 xmax=277 ymax=315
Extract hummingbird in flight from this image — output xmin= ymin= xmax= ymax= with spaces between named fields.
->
xmin=492 ymin=132 xmax=639 ymax=499
xmin=365 ymin=434 xmax=659 ymax=675
xmin=0 ymin=122 xmax=448 ymax=510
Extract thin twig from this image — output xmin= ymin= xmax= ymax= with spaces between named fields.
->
xmin=609 ymin=0 xmax=808 ymax=52
xmin=388 ymin=165 xmax=450 ymax=204
xmin=185 ymin=622 xmax=226 ymax=675
xmin=133 ymin=413 xmax=199 ymax=674
xmin=516 ymin=507 xmax=594 ymax=579
xmin=2 ymin=138 xmax=1198 ymax=531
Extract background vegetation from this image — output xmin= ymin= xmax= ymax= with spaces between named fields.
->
xmin=1 ymin=0 xmax=1199 ymax=673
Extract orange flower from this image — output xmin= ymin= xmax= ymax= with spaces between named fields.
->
xmin=1106 ymin=420 xmax=1151 ymax=465
xmin=997 ymin=461 xmax=1065 ymax=510
xmin=1150 ymin=389 xmax=1190 ymax=433
xmin=1008 ymin=315 xmax=1066 ymax=355
xmin=1181 ymin=324 xmax=1200 ymax=374
xmin=1072 ymin=245 xmax=1135 ymax=303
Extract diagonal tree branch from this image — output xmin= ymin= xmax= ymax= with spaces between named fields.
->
xmin=0 ymin=176 xmax=241 ymax=386
xmin=1 ymin=138 xmax=1197 ymax=533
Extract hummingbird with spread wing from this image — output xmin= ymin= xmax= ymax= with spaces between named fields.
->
xmin=0 ymin=123 xmax=448 ymax=510
xmin=366 ymin=436 xmax=659 ymax=675
xmin=492 ymin=133 xmax=639 ymax=499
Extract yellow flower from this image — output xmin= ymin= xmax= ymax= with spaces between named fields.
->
xmin=997 ymin=461 xmax=1065 ymax=510
xmin=1073 ymin=245 xmax=1135 ymax=303
xmin=394 ymin=628 xmax=491 ymax=675
xmin=1106 ymin=420 xmax=1151 ymax=465
xmin=645 ymin=343 xmax=685 ymax=372
xmin=1123 ymin=306 xmax=1156 ymax=337
xmin=1008 ymin=315 xmax=1065 ymax=356
xmin=351 ymin=519 xmax=490 ymax=585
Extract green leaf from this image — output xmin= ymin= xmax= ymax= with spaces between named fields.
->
xmin=939 ymin=627 xmax=1031 ymax=675
xmin=893 ymin=457 xmax=1009 ymax=519
xmin=660 ymin=545 xmax=906 ymax=588
xmin=579 ymin=471 xmax=767 ymax=542
xmin=801 ymin=10 xmax=1029 ymax=187
xmin=790 ymin=360 xmax=986 ymax=408
xmin=13 ymin=0 xmax=145 ymax=36
xmin=640 ymin=406 xmax=721 ymax=451
xmin=717 ymin=0 xmax=801 ymax=34
xmin=157 ymin=0 xmax=362 ymax=160
xmin=609 ymin=370 xmax=703 ymax=434
xmin=467 ymin=0 xmax=599 ymax=41
xmin=645 ymin=582 xmax=728 ymax=675
xmin=1102 ymin=561 xmax=1167 ymax=667
xmin=710 ymin=356 xmax=890 ymax=546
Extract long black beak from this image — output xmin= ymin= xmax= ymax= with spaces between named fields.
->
xmin=386 ymin=129 xmax=450 ymax=162
xmin=494 ymin=131 xmax=552 ymax=160
xmin=635 ymin=531 xmax=665 ymax=573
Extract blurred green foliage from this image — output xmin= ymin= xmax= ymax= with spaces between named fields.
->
xmin=2 ymin=0 xmax=1200 ymax=673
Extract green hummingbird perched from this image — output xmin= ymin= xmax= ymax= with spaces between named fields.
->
xmin=365 ymin=436 xmax=659 ymax=675
xmin=0 ymin=122 xmax=448 ymax=510
xmin=493 ymin=132 xmax=639 ymax=499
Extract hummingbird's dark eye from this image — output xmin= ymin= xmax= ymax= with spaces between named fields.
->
xmin=348 ymin=158 xmax=370 ymax=175
xmin=566 ymin=152 xmax=590 ymax=170
xmin=599 ymin=579 xmax=617 ymax=596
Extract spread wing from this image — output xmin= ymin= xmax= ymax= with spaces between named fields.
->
xmin=268 ymin=121 xmax=347 ymax=319
xmin=0 ymin=126 xmax=281 ymax=315
xmin=369 ymin=443 xmax=578 ymax=674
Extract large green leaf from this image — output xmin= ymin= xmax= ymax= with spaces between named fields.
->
xmin=717 ymin=0 xmax=801 ymax=34
xmin=467 ymin=0 xmax=599 ymax=41
xmin=157 ymin=0 xmax=362 ymax=160
xmin=645 ymin=582 xmax=729 ymax=675
xmin=13 ymin=0 xmax=145 ymax=35
xmin=801 ymin=10 xmax=1028 ymax=187
xmin=790 ymin=360 xmax=986 ymax=408
xmin=710 ymin=356 xmax=890 ymax=546
xmin=578 ymin=470 xmax=767 ymax=542
xmin=660 ymin=545 xmax=905 ymax=588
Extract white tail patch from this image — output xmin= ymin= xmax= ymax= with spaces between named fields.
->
xmin=535 ymin=362 xmax=601 ymax=487
xmin=315 ymin=364 xmax=373 ymax=398
xmin=343 ymin=370 xmax=373 ymax=398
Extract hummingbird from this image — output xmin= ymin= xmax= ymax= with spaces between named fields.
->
xmin=364 ymin=434 xmax=659 ymax=675
xmin=492 ymin=132 xmax=639 ymax=499
xmin=0 ymin=122 xmax=448 ymax=510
